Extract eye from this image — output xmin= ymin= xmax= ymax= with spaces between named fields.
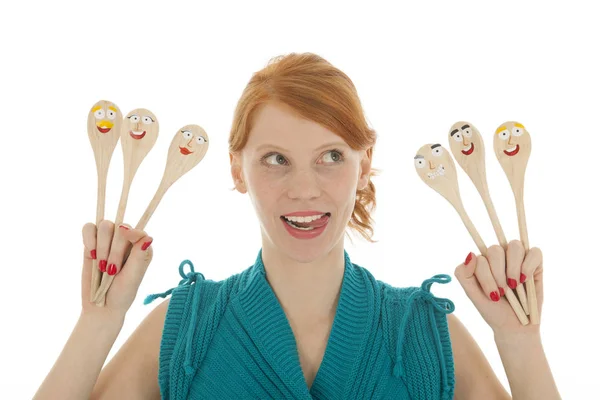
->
xmin=196 ymin=136 xmax=207 ymax=145
xmin=181 ymin=130 xmax=193 ymax=139
xmin=498 ymin=129 xmax=510 ymax=140
xmin=512 ymin=126 xmax=524 ymax=136
xmin=128 ymin=114 xmax=140 ymax=123
xmin=264 ymin=153 xmax=287 ymax=166
xmin=462 ymin=128 xmax=472 ymax=137
xmin=322 ymin=150 xmax=343 ymax=163
xmin=107 ymin=109 xmax=116 ymax=120
xmin=452 ymin=133 xmax=462 ymax=142
xmin=431 ymin=147 xmax=443 ymax=157
xmin=94 ymin=109 xmax=105 ymax=119
xmin=142 ymin=116 xmax=154 ymax=125
xmin=414 ymin=158 xmax=425 ymax=168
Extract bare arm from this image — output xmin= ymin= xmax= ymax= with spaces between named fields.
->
xmin=494 ymin=331 xmax=560 ymax=400
xmin=448 ymin=314 xmax=511 ymax=400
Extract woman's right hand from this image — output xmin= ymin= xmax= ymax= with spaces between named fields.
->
xmin=80 ymin=220 xmax=154 ymax=321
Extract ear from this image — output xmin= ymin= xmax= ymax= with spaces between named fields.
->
xmin=357 ymin=148 xmax=372 ymax=191
xmin=230 ymin=152 xmax=247 ymax=194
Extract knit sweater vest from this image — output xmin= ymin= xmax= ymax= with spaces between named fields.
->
xmin=144 ymin=249 xmax=456 ymax=399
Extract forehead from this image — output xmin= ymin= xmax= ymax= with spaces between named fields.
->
xmin=247 ymin=102 xmax=344 ymax=148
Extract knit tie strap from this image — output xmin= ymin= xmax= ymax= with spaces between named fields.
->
xmin=143 ymin=260 xmax=205 ymax=376
xmin=392 ymin=274 xmax=455 ymax=378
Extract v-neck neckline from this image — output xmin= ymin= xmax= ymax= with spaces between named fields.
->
xmin=235 ymin=249 xmax=374 ymax=398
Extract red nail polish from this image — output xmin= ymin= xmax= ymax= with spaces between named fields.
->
xmin=142 ymin=240 xmax=153 ymax=251
xmin=520 ymin=273 xmax=527 ymax=283
xmin=508 ymin=278 xmax=517 ymax=289
xmin=108 ymin=264 xmax=117 ymax=276
xmin=91 ymin=249 xmax=96 ymax=260
xmin=119 ymin=225 xmax=130 ymax=230
xmin=490 ymin=291 xmax=500 ymax=302
xmin=464 ymin=252 xmax=474 ymax=265
xmin=499 ymin=287 xmax=505 ymax=297
xmin=99 ymin=260 xmax=107 ymax=272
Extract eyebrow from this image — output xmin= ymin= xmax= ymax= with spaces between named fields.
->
xmin=431 ymin=144 xmax=441 ymax=149
xmin=450 ymin=129 xmax=459 ymax=136
xmin=461 ymin=124 xmax=470 ymax=130
xmin=414 ymin=154 xmax=424 ymax=159
xmin=256 ymin=141 xmax=348 ymax=153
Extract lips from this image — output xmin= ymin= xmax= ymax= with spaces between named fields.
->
xmin=130 ymin=130 xmax=146 ymax=140
xmin=504 ymin=144 xmax=520 ymax=156
xmin=97 ymin=126 xmax=111 ymax=134
xmin=179 ymin=146 xmax=193 ymax=155
xmin=461 ymin=142 xmax=474 ymax=155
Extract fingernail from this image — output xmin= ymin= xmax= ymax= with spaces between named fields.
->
xmin=520 ymin=273 xmax=527 ymax=283
xmin=142 ymin=239 xmax=153 ymax=251
xmin=119 ymin=224 xmax=130 ymax=230
xmin=464 ymin=252 xmax=474 ymax=265
xmin=499 ymin=287 xmax=505 ymax=297
xmin=490 ymin=291 xmax=500 ymax=302
xmin=99 ymin=260 xmax=107 ymax=272
xmin=508 ymin=278 xmax=517 ymax=289
xmin=108 ymin=264 xmax=117 ymax=275
xmin=91 ymin=249 xmax=96 ymax=260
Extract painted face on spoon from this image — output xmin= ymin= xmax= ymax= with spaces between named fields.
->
xmin=88 ymin=100 xmax=122 ymax=138
xmin=414 ymin=143 xmax=458 ymax=185
xmin=494 ymin=122 xmax=531 ymax=158
xmin=123 ymin=108 xmax=159 ymax=142
xmin=164 ymin=124 xmax=210 ymax=176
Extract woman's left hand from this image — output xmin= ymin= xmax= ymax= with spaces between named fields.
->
xmin=454 ymin=239 xmax=544 ymax=336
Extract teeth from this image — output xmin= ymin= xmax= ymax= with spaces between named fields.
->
xmin=427 ymin=165 xmax=445 ymax=180
xmin=284 ymin=219 xmax=315 ymax=230
xmin=463 ymin=143 xmax=472 ymax=151
xmin=506 ymin=145 xmax=517 ymax=152
xmin=284 ymin=214 xmax=325 ymax=223
xmin=133 ymin=130 xmax=144 ymax=135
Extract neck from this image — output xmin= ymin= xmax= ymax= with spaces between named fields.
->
xmin=260 ymin=239 xmax=346 ymax=327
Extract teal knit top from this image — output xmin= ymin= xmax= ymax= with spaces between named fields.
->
xmin=144 ymin=249 xmax=456 ymax=399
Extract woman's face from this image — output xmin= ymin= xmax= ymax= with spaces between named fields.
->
xmin=230 ymin=101 xmax=371 ymax=262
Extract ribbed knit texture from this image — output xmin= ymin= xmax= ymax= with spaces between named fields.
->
xmin=146 ymin=249 xmax=456 ymax=399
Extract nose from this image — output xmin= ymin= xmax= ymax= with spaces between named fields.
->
xmin=187 ymin=137 xmax=194 ymax=147
xmin=429 ymin=160 xmax=436 ymax=169
xmin=508 ymin=135 xmax=514 ymax=145
xmin=462 ymin=136 xmax=469 ymax=146
xmin=135 ymin=121 xmax=141 ymax=131
xmin=287 ymin=168 xmax=321 ymax=200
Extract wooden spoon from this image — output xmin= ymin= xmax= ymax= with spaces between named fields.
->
xmin=94 ymin=124 xmax=210 ymax=306
xmin=447 ymin=122 xmax=528 ymax=323
xmin=92 ymin=108 xmax=159 ymax=303
xmin=415 ymin=143 xmax=529 ymax=325
xmin=86 ymin=100 xmax=122 ymax=302
xmin=493 ymin=121 xmax=539 ymax=325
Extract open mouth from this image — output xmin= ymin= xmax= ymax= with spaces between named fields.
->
xmin=461 ymin=142 xmax=474 ymax=155
xmin=280 ymin=212 xmax=331 ymax=231
xmin=504 ymin=144 xmax=520 ymax=156
xmin=130 ymin=130 xmax=146 ymax=140
xmin=427 ymin=164 xmax=445 ymax=180
xmin=179 ymin=146 xmax=193 ymax=155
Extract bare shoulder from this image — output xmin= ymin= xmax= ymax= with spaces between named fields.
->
xmin=91 ymin=298 xmax=171 ymax=400
xmin=447 ymin=314 xmax=511 ymax=400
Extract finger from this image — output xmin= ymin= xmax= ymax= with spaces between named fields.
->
xmin=454 ymin=252 xmax=487 ymax=304
xmin=486 ymin=245 xmax=507 ymax=297
xmin=105 ymin=223 xmax=144 ymax=276
xmin=96 ymin=220 xmax=115 ymax=273
xmin=117 ymin=234 xmax=154 ymax=288
xmin=506 ymin=240 xmax=525 ymax=290
xmin=475 ymin=255 xmax=501 ymax=302
xmin=521 ymin=247 xmax=542 ymax=285
xmin=82 ymin=222 xmax=97 ymax=261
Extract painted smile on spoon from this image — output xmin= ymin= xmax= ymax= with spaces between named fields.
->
xmin=504 ymin=144 xmax=520 ymax=156
xmin=280 ymin=211 xmax=331 ymax=239
xmin=462 ymin=142 xmax=474 ymax=155
xmin=97 ymin=125 xmax=111 ymax=134
xmin=130 ymin=130 xmax=146 ymax=140
xmin=179 ymin=146 xmax=193 ymax=155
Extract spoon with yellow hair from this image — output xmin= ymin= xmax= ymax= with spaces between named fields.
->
xmin=493 ymin=121 xmax=539 ymax=325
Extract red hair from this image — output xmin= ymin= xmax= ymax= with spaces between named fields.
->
xmin=228 ymin=53 xmax=378 ymax=242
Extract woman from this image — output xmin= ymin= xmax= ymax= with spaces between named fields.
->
xmin=34 ymin=53 xmax=560 ymax=399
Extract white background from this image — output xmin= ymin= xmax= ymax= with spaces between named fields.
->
xmin=1 ymin=1 xmax=598 ymax=398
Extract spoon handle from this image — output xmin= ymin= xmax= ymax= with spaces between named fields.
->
xmin=478 ymin=180 xmax=508 ymax=249
xmin=91 ymin=167 xmax=108 ymax=302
